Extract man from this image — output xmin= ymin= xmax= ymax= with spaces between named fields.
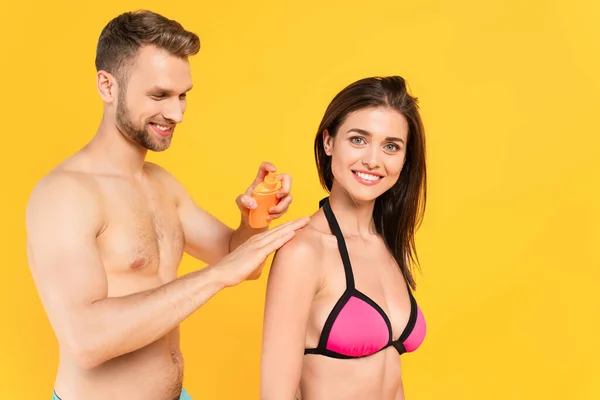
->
xmin=25 ymin=10 xmax=308 ymax=400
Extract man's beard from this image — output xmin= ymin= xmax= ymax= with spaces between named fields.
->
xmin=115 ymin=93 xmax=173 ymax=152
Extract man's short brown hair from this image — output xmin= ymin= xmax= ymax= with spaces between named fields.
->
xmin=95 ymin=10 xmax=200 ymax=83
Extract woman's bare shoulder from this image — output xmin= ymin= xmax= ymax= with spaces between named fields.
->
xmin=274 ymin=210 xmax=332 ymax=262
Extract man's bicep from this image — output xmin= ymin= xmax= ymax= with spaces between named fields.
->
xmin=178 ymin=193 xmax=234 ymax=265
xmin=147 ymin=162 xmax=234 ymax=265
xmin=25 ymin=176 xmax=108 ymax=339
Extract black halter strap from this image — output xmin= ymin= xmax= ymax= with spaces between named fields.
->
xmin=321 ymin=197 xmax=355 ymax=290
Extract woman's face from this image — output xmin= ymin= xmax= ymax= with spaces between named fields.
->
xmin=324 ymin=107 xmax=409 ymax=202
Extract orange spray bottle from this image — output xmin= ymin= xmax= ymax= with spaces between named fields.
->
xmin=249 ymin=171 xmax=281 ymax=228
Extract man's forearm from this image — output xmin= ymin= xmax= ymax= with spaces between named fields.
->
xmin=229 ymin=219 xmax=267 ymax=252
xmin=229 ymin=220 xmax=268 ymax=279
xmin=72 ymin=266 xmax=227 ymax=369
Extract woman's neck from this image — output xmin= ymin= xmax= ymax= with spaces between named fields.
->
xmin=327 ymin=183 xmax=377 ymax=240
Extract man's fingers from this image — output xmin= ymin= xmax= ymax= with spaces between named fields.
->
xmin=238 ymin=194 xmax=257 ymax=210
xmin=277 ymin=174 xmax=292 ymax=199
xmin=256 ymin=230 xmax=296 ymax=259
xmin=254 ymin=162 xmax=277 ymax=182
xmin=254 ymin=217 xmax=309 ymax=245
xmin=269 ymin=194 xmax=292 ymax=215
xmin=259 ymin=161 xmax=277 ymax=173
xmin=246 ymin=162 xmax=277 ymax=194
xmin=267 ymin=212 xmax=284 ymax=221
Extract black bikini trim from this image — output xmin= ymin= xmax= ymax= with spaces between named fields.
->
xmin=304 ymin=287 xmax=394 ymax=356
xmin=316 ymin=289 xmax=353 ymax=349
xmin=392 ymin=341 xmax=406 ymax=354
xmin=322 ymin=197 xmax=355 ymax=290
xmin=304 ymin=347 xmax=361 ymax=359
xmin=398 ymin=291 xmax=418 ymax=342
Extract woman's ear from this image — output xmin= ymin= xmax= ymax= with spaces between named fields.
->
xmin=323 ymin=129 xmax=333 ymax=156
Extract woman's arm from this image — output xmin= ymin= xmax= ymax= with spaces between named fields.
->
xmin=395 ymin=379 xmax=405 ymax=400
xmin=260 ymin=231 xmax=321 ymax=400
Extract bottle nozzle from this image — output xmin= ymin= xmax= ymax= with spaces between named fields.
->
xmin=263 ymin=172 xmax=278 ymax=189
xmin=249 ymin=170 xmax=282 ymax=228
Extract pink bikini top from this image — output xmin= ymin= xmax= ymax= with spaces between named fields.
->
xmin=304 ymin=198 xmax=427 ymax=359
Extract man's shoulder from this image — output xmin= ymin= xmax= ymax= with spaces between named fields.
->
xmin=31 ymin=168 xmax=99 ymax=197
xmin=27 ymin=168 xmax=102 ymax=220
xmin=144 ymin=161 xmax=180 ymax=186
xmin=143 ymin=161 xmax=167 ymax=174
xmin=143 ymin=162 xmax=189 ymax=202
xmin=144 ymin=161 xmax=173 ymax=177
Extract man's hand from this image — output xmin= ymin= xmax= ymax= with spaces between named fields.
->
xmin=236 ymin=162 xmax=293 ymax=224
xmin=212 ymin=217 xmax=310 ymax=288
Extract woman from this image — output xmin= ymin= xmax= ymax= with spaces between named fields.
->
xmin=260 ymin=76 xmax=427 ymax=400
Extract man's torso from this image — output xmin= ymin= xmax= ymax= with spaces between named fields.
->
xmin=54 ymin=159 xmax=188 ymax=400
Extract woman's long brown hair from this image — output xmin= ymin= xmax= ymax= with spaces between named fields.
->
xmin=314 ymin=76 xmax=427 ymax=290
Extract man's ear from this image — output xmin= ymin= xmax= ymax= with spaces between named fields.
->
xmin=97 ymin=70 xmax=117 ymax=103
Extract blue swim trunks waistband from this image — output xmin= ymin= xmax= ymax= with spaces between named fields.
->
xmin=53 ymin=388 xmax=192 ymax=399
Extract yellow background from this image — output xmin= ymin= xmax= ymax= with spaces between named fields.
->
xmin=1 ymin=0 xmax=598 ymax=399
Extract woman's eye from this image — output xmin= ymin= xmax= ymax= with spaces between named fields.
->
xmin=350 ymin=137 xmax=365 ymax=145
